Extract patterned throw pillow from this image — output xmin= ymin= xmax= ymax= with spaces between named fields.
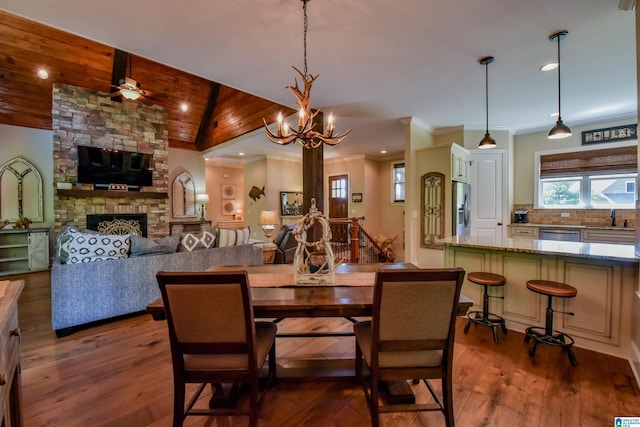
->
xmin=66 ymin=229 xmax=130 ymax=264
xmin=130 ymin=234 xmax=180 ymax=256
xmin=55 ymin=226 xmax=79 ymax=264
xmin=216 ymin=228 xmax=237 ymax=247
xmin=236 ymin=226 xmax=252 ymax=244
xmin=217 ymin=226 xmax=252 ymax=247
xmin=177 ymin=231 xmax=216 ymax=252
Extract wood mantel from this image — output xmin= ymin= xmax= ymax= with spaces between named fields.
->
xmin=56 ymin=189 xmax=167 ymax=199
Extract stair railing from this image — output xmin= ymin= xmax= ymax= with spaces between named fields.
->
xmin=328 ymin=217 xmax=390 ymax=263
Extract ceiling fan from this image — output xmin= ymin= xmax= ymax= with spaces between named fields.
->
xmin=110 ymin=53 xmax=167 ymax=104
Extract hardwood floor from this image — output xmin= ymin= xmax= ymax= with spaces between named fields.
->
xmin=11 ymin=271 xmax=640 ymax=426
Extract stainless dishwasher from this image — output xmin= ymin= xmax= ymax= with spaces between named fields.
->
xmin=539 ymin=229 xmax=581 ymax=242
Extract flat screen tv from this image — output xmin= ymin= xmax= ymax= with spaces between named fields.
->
xmin=77 ymin=145 xmax=153 ymax=190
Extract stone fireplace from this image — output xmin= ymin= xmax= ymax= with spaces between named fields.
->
xmin=86 ymin=214 xmax=148 ymax=237
xmin=52 ymin=83 xmax=170 ymax=238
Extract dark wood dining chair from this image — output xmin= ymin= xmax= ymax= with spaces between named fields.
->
xmin=156 ymin=271 xmax=277 ymax=427
xmin=354 ymin=268 xmax=466 ymax=427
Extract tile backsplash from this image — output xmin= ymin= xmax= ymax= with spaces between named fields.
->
xmin=512 ymin=204 xmax=636 ymax=228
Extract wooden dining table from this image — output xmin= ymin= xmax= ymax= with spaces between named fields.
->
xmin=147 ymin=263 xmax=472 ymax=376
xmin=147 ymin=263 xmax=473 ymax=404
xmin=147 ymin=263 xmax=473 ymax=326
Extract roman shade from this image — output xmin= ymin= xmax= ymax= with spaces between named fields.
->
xmin=540 ymin=146 xmax=637 ymax=177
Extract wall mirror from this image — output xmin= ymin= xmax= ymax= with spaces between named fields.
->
xmin=420 ymin=172 xmax=444 ymax=248
xmin=280 ymin=191 xmax=304 ymax=216
xmin=0 ymin=157 xmax=44 ymax=223
xmin=171 ymin=171 xmax=196 ymax=218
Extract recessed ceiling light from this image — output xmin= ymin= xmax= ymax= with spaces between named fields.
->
xmin=36 ymin=68 xmax=49 ymax=79
xmin=180 ymin=103 xmax=188 ymax=112
xmin=238 ymin=152 xmax=245 ymax=156
xmin=540 ymin=62 xmax=558 ymax=72
xmin=380 ymin=150 xmax=387 ymax=154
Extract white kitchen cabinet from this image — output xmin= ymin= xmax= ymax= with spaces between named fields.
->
xmin=451 ymin=143 xmax=469 ymax=183
xmin=509 ymin=226 xmax=539 ymax=239
xmin=508 ymin=225 xmax=636 ymax=245
xmin=581 ymin=228 xmax=635 ymax=245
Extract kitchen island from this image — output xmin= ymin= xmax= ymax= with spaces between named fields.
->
xmin=441 ymin=235 xmax=639 ymax=360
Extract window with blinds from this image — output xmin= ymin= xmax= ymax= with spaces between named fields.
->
xmin=538 ymin=146 xmax=637 ymax=208
xmin=540 ymin=146 xmax=637 ymax=177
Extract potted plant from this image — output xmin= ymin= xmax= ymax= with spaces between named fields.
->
xmin=56 ymin=167 xmax=75 ymax=189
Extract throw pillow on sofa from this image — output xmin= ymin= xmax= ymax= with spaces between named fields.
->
xmin=217 ymin=226 xmax=252 ymax=247
xmin=67 ymin=229 xmax=131 ymax=264
xmin=55 ymin=225 xmax=79 ymax=264
xmin=55 ymin=226 xmax=100 ymax=264
xmin=236 ymin=226 xmax=252 ymax=244
xmin=130 ymin=234 xmax=180 ymax=256
xmin=178 ymin=230 xmax=216 ymax=252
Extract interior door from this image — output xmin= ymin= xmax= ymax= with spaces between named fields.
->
xmin=469 ymin=150 xmax=505 ymax=241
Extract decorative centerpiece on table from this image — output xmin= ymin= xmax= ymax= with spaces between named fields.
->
xmin=293 ymin=198 xmax=335 ymax=284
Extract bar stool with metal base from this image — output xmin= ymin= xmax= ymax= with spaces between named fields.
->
xmin=463 ymin=272 xmax=508 ymax=343
xmin=524 ymin=279 xmax=577 ymax=366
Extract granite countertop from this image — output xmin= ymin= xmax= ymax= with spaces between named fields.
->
xmin=508 ymin=223 xmax=635 ymax=231
xmin=440 ymin=235 xmax=639 ymax=263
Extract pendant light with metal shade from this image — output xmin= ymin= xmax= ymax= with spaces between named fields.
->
xmin=478 ymin=56 xmax=496 ymax=149
xmin=548 ymin=30 xmax=572 ymax=139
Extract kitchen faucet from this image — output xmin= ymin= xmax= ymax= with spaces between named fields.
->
xmin=610 ymin=209 xmax=616 ymax=227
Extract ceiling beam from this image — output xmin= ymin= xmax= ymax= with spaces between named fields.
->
xmin=111 ymin=49 xmax=128 ymax=100
xmin=195 ymin=81 xmax=221 ymax=149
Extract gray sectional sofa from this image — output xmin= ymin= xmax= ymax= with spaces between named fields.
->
xmin=51 ymin=236 xmax=263 ymax=336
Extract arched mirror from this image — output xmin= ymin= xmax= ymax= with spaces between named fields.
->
xmin=172 ymin=171 xmax=196 ymax=218
xmin=420 ymin=172 xmax=444 ymax=248
xmin=0 ymin=157 xmax=44 ymax=222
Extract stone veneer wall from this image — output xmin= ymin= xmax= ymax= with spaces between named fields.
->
xmin=52 ymin=83 xmax=170 ymax=238
xmin=513 ymin=204 xmax=636 ymax=228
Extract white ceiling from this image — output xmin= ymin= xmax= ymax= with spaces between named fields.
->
xmin=2 ymin=0 xmax=637 ymax=163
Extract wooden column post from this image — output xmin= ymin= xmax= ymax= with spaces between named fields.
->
xmin=303 ymin=111 xmax=324 ymax=242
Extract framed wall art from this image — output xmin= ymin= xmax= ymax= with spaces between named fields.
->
xmin=221 ymin=184 xmax=236 ymax=199
xmin=222 ymin=200 xmax=236 ymax=216
xmin=582 ymin=124 xmax=637 ymax=145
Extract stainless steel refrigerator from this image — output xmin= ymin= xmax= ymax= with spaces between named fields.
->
xmin=452 ymin=182 xmax=471 ymax=236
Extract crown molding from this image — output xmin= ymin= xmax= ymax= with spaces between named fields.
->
xmin=400 ymin=116 xmax=433 ymax=133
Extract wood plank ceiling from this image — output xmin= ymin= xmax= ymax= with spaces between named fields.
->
xmin=0 ymin=11 xmax=294 ymax=151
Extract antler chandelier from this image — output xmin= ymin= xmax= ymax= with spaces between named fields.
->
xmin=263 ymin=0 xmax=350 ymax=149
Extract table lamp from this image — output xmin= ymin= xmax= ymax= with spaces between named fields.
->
xmin=196 ymin=193 xmax=209 ymax=222
xmin=258 ymin=210 xmax=280 ymax=243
